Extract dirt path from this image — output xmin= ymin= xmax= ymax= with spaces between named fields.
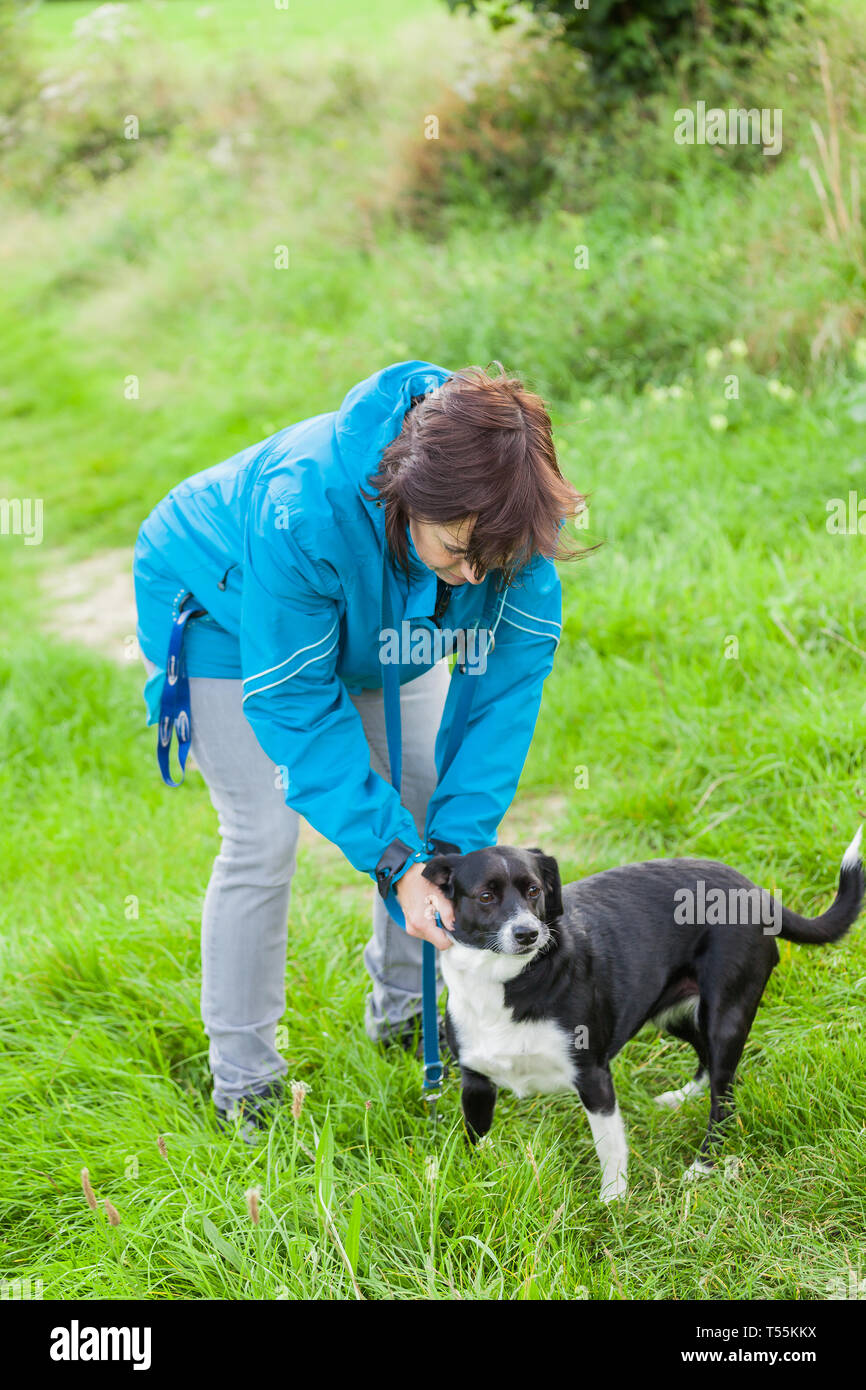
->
xmin=41 ymin=547 xmax=139 ymax=664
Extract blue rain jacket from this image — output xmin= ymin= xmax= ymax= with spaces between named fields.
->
xmin=133 ymin=360 xmax=562 ymax=903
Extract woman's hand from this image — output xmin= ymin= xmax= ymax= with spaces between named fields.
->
xmin=395 ymin=861 xmax=455 ymax=950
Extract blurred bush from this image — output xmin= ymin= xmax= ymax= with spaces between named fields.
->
xmin=0 ymin=2 xmax=191 ymax=200
xmin=0 ymin=2 xmax=376 ymax=207
xmin=400 ymin=28 xmax=595 ymax=230
xmin=0 ymin=0 xmax=33 ymax=118
xmin=393 ymin=2 xmax=865 ymax=385
xmin=405 ymin=0 xmax=822 ymax=233
xmin=446 ymin=0 xmax=806 ymax=93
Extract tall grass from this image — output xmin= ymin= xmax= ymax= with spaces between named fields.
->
xmin=1 ymin=0 xmax=865 ymax=1300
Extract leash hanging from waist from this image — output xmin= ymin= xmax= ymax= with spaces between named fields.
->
xmin=157 ymin=596 xmax=206 ymax=787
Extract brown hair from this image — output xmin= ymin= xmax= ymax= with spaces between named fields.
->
xmin=367 ymin=363 xmax=587 ymax=585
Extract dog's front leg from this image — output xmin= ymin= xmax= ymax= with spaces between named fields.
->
xmin=576 ymin=1066 xmax=628 ymax=1203
xmin=460 ymin=1066 xmax=498 ymax=1145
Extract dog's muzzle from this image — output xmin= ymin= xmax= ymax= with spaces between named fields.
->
xmin=497 ymin=912 xmax=549 ymax=955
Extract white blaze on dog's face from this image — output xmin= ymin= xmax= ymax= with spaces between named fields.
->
xmin=422 ymin=846 xmax=563 ymax=958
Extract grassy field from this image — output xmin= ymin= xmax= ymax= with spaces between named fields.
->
xmin=1 ymin=0 xmax=865 ymax=1300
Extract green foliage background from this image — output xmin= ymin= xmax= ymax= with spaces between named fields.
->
xmin=447 ymin=0 xmax=806 ymax=90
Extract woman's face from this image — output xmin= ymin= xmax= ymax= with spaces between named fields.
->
xmin=409 ymin=516 xmax=485 ymax=586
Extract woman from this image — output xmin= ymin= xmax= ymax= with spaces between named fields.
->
xmin=133 ymin=359 xmax=581 ymax=1134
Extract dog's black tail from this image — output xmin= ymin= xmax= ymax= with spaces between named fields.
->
xmin=780 ymin=826 xmax=864 ymax=944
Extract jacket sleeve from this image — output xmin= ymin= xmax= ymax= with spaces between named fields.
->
xmin=239 ymin=488 xmax=425 ymax=879
xmin=425 ymin=554 xmax=562 ymax=853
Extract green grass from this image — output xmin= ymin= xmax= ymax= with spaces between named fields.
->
xmin=1 ymin=0 xmax=865 ymax=1300
xmin=27 ymin=0 xmax=430 ymax=58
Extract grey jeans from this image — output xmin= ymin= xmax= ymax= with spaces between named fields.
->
xmin=143 ymin=654 xmax=450 ymax=1110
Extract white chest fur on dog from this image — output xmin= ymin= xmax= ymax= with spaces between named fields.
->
xmin=441 ymin=942 xmax=577 ymax=1098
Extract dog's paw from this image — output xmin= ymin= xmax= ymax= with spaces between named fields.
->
xmin=654 ymin=1087 xmax=687 ymax=1110
xmin=599 ymin=1175 xmax=628 ymax=1204
xmin=682 ymin=1158 xmax=715 ymax=1183
xmin=654 ymin=1076 xmax=708 ymax=1110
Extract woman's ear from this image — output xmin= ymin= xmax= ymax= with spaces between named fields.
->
xmin=422 ymin=855 xmax=457 ymax=899
xmin=529 ymin=848 xmax=563 ymax=923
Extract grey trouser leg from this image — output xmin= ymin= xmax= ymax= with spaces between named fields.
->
xmin=142 ymin=655 xmax=449 ymax=1107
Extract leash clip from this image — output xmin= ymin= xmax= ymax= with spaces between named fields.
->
xmin=423 ymin=1050 xmax=444 ymax=1128
xmin=423 ymin=1061 xmax=444 ymax=1093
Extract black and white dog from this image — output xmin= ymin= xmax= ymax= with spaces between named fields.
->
xmin=423 ymin=830 xmax=863 ymax=1202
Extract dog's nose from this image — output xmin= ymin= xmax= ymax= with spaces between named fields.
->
xmin=513 ymin=925 xmax=538 ymax=946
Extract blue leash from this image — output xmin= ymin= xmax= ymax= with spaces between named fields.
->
xmin=157 ymin=597 xmax=205 ymax=787
xmin=380 ymin=551 xmax=482 ymax=1103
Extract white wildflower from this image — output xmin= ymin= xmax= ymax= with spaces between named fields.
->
xmin=73 ymin=4 xmax=137 ymax=45
xmin=207 ymin=134 xmax=236 ymax=170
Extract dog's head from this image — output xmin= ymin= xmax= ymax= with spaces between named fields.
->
xmin=422 ymin=845 xmax=563 ymax=959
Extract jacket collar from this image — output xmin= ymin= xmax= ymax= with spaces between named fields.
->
xmin=403 ymin=524 xmax=438 ymax=619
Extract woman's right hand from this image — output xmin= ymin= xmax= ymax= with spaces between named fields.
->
xmin=395 ymin=861 xmax=455 ymax=950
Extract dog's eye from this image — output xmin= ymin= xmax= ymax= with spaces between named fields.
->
xmin=479 ymin=891 xmax=494 ymax=904
xmin=527 ymin=884 xmax=541 ymax=899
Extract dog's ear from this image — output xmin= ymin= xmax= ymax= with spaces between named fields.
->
xmin=422 ymin=855 xmax=457 ymax=899
xmin=529 ymin=848 xmax=563 ymax=923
